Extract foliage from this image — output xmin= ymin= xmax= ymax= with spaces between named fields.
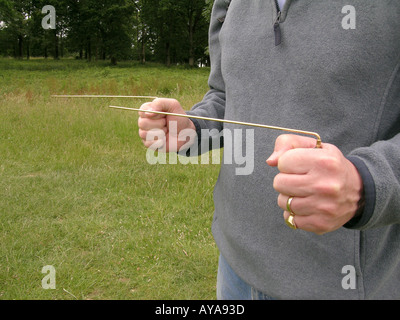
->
xmin=0 ymin=0 xmax=213 ymax=66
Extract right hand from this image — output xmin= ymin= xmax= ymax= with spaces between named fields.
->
xmin=138 ymin=98 xmax=197 ymax=152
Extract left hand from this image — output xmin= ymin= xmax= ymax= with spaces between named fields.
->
xmin=267 ymin=134 xmax=364 ymax=235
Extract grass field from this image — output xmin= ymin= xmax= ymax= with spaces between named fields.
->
xmin=0 ymin=58 xmax=221 ymax=300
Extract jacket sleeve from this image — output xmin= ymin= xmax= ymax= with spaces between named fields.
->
xmin=346 ymin=134 xmax=400 ymax=230
xmin=182 ymin=0 xmax=230 ymax=155
xmin=345 ymin=62 xmax=400 ymax=230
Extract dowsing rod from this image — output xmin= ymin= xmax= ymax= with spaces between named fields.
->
xmin=109 ymin=105 xmax=322 ymax=149
xmin=51 ymin=95 xmax=322 ymax=148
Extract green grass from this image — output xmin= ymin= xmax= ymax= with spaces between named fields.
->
xmin=0 ymin=58 xmax=220 ymax=300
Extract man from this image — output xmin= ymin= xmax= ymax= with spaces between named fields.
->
xmin=138 ymin=0 xmax=400 ymax=299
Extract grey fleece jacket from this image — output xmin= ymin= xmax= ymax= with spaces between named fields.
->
xmin=186 ymin=0 xmax=400 ymax=299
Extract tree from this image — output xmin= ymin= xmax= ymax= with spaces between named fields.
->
xmin=179 ymin=0 xmax=209 ymax=67
xmin=100 ymin=1 xmax=135 ymax=65
xmin=139 ymin=0 xmax=210 ymax=66
xmin=65 ymin=0 xmax=135 ymax=64
xmin=0 ymin=0 xmax=31 ymax=58
xmin=0 ymin=0 xmax=212 ymax=65
xmin=65 ymin=0 xmax=99 ymax=60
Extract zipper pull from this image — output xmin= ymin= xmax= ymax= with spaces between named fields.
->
xmin=274 ymin=11 xmax=282 ymax=46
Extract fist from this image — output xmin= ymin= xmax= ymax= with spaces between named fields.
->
xmin=267 ymin=134 xmax=364 ymax=235
xmin=138 ymin=98 xmax=196 ymax=152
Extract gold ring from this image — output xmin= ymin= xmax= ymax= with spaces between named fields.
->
xmin=285 ymin=214 xmax=297 ymax=230
xmin=286 ymin=196 xmax=295 ymax=214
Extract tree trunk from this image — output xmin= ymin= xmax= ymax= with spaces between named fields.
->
xmin=18 ymin=35 xmax=23 ymax=59
xmin=87 ymin=37 xmax=91 ymax=61
xmin=189 ymin=54 xmax=194 ymax=67
xmin=188 ymin=14 xmax=195 ymax=67
xmin=26 ymin=39 xmax=30 ymax=60
xmin=165 ymin=42 xmax=171 ymax=67
xmin=140 ymin=38 xmax=146 ymax=64
xmin=60 ymin=36 xmax=64 ymax=58
xmin=54 ymin=30 xmax=59 ymax=59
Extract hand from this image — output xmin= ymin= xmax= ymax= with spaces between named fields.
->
xmin=138 ymin=98 xmax=197 ymax=152
xmin=266 ymin=134 xmax=364 ymax=235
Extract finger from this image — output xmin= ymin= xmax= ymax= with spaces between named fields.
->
xmin=277 ymin=194 xmax=311 ymax=216
xmin=139 ymin=102 xmax=165 ymax=120
xmin=140 ymin=98 xmax=184 ymax=120
xmin=139 ymin=128 xmax=147 ymax=140
xmin=151 ymin=98 xmax=182 ymax=112
xmin=144 ymin=138 xmax=165 ymax=150
xmin=278 ymin=143 xmax=340 ymax=174
xmin=283 ymin=210 xmax=303 ymax=231
xmin=276 ymin=148 xmax=323 ymax=174
xmin=141 ymin=128 xmax=166 ymax=150
xmin=139 ymin=128 xmax=167 ymax=141
xmin=283 ymin=211 xmax=332 ymax=235
xmin=282 ymin=211 xmax=310 ymax=233
xmin=267 ymin=134 xmax=320 ymax=167
xmin=138 ymin=117 xmax=167 ymax=131
xmin=273 ymin=170 xmax=315 ymax=196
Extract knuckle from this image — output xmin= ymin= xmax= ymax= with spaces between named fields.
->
xmin=314 ymin=182 xmax=342 ymax=197
xmin=273 ymin=174 xmax=283 ymax=191
xmin=316 ymin=155 xmax=341 ymax=172
xmin=138 ymin=117 xmax=149 ymax=129
xmin=275 ymin=134 xmax=293 ymax=146
xmin=277 ymin=193 xmax=285 ymax=208
xmin=146 ymin=129 xmax=165 ymax=140
xmin=145 ymin=139 xmax=163 ymax=150
xmin=143 ymin=140 xmax=152 ymax=148
xmin=138 ymin=129 xmax=147 ymax=140
xmin=139 ymin=102 xmax=151 ymax=110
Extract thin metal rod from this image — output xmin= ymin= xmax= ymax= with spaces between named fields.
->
xmin=109 ymin=105 xmax=322 ymax=148
xmin=52 ymin=95 xmax=159 ymax=99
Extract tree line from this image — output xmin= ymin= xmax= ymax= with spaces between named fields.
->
xmin=0 ymin=0 xmax=213 ymax=66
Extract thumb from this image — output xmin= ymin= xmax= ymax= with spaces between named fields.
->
xmin=140 ymin=98 xmax=184 ymax=119
xmin=266 ymin=134 xmax=319 ymax=167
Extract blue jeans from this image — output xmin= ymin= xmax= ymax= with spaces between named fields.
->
xmin=216 ymin=254 xmax=275 ymax=300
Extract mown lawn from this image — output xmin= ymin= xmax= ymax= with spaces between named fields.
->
xmin=0 ymin=58 xmax=221 ymax=300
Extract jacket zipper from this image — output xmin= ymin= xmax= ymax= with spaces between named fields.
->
xmin=274 ymin=0 xmax=282 ymax=46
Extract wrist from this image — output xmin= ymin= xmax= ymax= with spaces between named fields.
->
xmin=346 ymin=158 xmax=365 ymax=220
xmin=354 ymin=187 xmax=365 ymax=218
xmin=344 ymin=156 xmax=376 ymax=229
